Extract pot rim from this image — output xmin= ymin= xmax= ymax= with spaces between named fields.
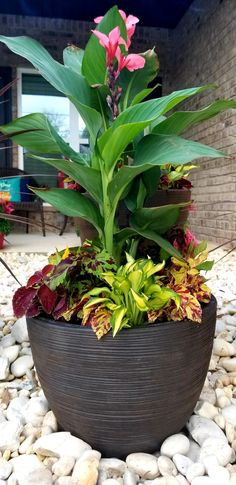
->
xmin=28 ymin=295 xmax=216 ymax=334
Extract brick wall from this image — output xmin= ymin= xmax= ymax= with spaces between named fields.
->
xmin=168 ymin=0 xmax=236 ymax=245
xmin=0 ymin=2 xmax=236 ymax=242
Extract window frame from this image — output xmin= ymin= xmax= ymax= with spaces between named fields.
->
xmin=17 ymin=67 xmax=88 ymax=170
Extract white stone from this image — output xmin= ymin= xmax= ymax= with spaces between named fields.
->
xmin=22 ymin=396 xmax=49 ymax=426
xmin=102 ymin=480 xmax=122 ymax=485
xmin=157 ymin=456 xmax=177 ymax=476
xmin=213 ymin=338 xmax=236 ymax=357
xmin=0 ymin=358 xmax=9 ymax=380
xmin=99 ymin=458 xmax=126 ymax=477
xmin=186 ymin=462 xmax=205 ymax=482
xmin=191 ymin=478 xmax=214 ymax=485
xmin=42 ymin=411 xmax=58 ymax=431
xmin=11 ymin=355 xmax=34 ymax=378
xmin=55 ymin=478 xmax=77 ymax=485
xmin=19 ymin=435 xmax=35 ymax=454
xmin=126 ymin=453 xmax=159 ymax=479
xmin=72 ymin=456 xmax=99 ymax=484
xmin=6 ymin=396 xmax=29 ymax=424
xmin=123 ymin=469 xmax=137 ymax=485
xmin=172 ymin=454 xmax=192 ymax=476
xmin=230 ymin=473 xmax=236 ymax=485
xmin=7 ymin=472 xmax=18 ymax=485
xmin=186 ymin=416 xmax=227 ymax=445
xmin=11 ymin=317 xmax=29 ymax=343
xmin=1 ymin=346 xmax=20 ymax=364
xmin=146 ymin=478 xmax=167 ymax=485
xmin=199 ymin=437 xmax=232 ymax=466
xmin=165 ymin=478 xmax=180 ymax=485
xmin=0 ymin=421 xmax=23 ymax=452
xmin=194 ymin=401 xmax=218 ymax=420
xmin=0 ymin=458 xmax=12 ymax=479
xmin=79 ymin=449 xmax=101 ymax=462
xmin=222 ymin=405 xmax=236 ymax=426
xmin=208 ymin=464 xmax=230 ymax=482
xmin=52 ymin=456 xmax=75 ymax=477
xmin=160 ymin=435 xmax=190 ymax=458
xmin=1 ymin=335 xmax=15 ymax=348
xmin=176 ymin=476 xmax=189 ymax=485
xmin=33 ymin=432 xmax=91 ymax=459
xmin=221 ymin=358 xmax=236 ymax=372
xmin=11 ymin=454 xmax=52 ymax=485
xmin=199 ymin=387 xmax=216 ymax=405
xmin=186 ymin=440 xmax=201 ymax=462
xmin=226 ymin=421 xmax=235 ymax=443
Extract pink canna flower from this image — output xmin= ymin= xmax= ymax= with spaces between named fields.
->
xmin=118 ymin=10 xmax=139 ymax=47
xmin=94 ymin=10 xmax=139 ymax=48
xmin=116 ymin=47 xmax=145 ymax=73
xmin=92 ymin=26 xmax=124 ymax=67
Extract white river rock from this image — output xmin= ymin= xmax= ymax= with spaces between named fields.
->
xmin=186 ymin=416 xmax=227 ymax=445
xmin=11 ymin=317 xmax=29 ymax=343
xmin=33 ymin=431 xmax=91 ymax=459
xmin=126 ymin=453 xmax=159 ymax=479
xmin=160 ymin=434 xmax=190 ymax=458
xmin=11 ymin=355 xmax=34 ymax=377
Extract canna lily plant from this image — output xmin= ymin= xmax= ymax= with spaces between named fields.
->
xmin=1 ymin=6 xmax=236 ymax=338
xmin=0 ymin=6 xmax=235 ymax=264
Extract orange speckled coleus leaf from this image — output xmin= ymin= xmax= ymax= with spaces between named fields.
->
xmin=82 ymin=303 xmax=112 ymax=339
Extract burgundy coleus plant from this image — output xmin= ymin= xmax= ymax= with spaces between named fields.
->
xmin=13 ymin=243 xmax=117 ymax=321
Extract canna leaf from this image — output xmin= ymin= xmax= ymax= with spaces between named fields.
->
xmin=0 ymin=35 xmax=102 ymax=141
xmin=28 ymin=155 xmax=102 ymax=204
xmin=98 ymin=85 xmax=216 ymax=168
xmin=63 ymin=45 xmax=84 ymax=74
xmin=152 ymin=99 xmax=236 ymax=135
xmin=30 ymin=188 xmax=104 ymax=237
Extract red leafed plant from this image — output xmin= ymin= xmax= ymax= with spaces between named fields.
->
xmin=13 ymin=243 xmax=117 ymax=321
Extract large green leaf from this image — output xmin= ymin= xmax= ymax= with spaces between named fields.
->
xmin=31 ymin=188 xmax=103 ymax=235
xmin=0 ymin=35 xmax=102 ymax=141
xmin=98 ymin=85 xmax=216 ymax=168
xmin=108 ymin=163 xmax=159 ymax=212
xmin=152 ymin=99 xmax=236 ymax=135
xmin=119 ymin=49 xmax=159 ymax=108
xmin=130 ymin=203 xmax=186 ymax=233
xmin=108 ymin=132 xmax=224 ymax=213
xmin=129 ymin=224 xmax=183 ymax=259
xmin=82 ymin=6 xmax=127 ymax=86
xmin=29 ymin=155 xmax=102 ymax=204
xmin=63 ymin=45 xmax=84 ymax=74
xmin=134 ymin=134 xmax=225 ymax=166
xmin=0 ymin=113 xmax=85 ymax=163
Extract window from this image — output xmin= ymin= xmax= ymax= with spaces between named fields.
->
xmin=17 ymin=69 xmax=89 ymax=187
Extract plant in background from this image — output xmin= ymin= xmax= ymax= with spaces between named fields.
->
xmin=0 ymin=199 xmax=14 ymax=236
xmin=159 ymin=164 xmax=195 ymax=190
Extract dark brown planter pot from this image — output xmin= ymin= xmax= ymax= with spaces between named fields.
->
xmin=118 ymin=189 xmax=191 ymax=228
xmin=27 ymin=295 xmax=216 ymax=458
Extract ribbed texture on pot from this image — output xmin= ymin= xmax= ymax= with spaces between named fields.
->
xmin=27 ymin=296 xmax=216 ymax=458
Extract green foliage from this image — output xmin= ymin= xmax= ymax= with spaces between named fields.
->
xmin=0 ymin=217 xmax=12 ymax=236
xmin=83 ymin=254 xmax=180 ymax=337
xmin=0 ymin=7 xmax=235 ymax=265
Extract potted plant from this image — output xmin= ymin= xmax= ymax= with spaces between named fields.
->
xmin=0 ymin=199 xmax=14 ymax=248
xmin=1 ymin=6 xmax=236 ymax=457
